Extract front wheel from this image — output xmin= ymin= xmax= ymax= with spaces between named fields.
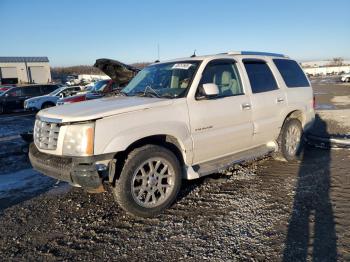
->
xmin=112 ymin=145 xmax=182 ymax=217
xmin=278 ymin=118 xmax=303 ymax=161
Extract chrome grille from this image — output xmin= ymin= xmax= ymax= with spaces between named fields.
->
xmin=34 ymin=120 xmax=60 ymax=150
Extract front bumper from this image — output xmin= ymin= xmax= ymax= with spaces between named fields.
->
xmin=29 ymin=143 xmax=114 ymax=192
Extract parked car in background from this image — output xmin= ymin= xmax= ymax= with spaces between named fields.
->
xmin=57 ymin=60 xmax=139 ymax=105
xmin=0 ymin=84 xmax=60 ymax=114
xmin=24 ymin=86 xmax=82 ymax=110
xmin=341 ymin=73 xmax=350 ymax=82
xmin=0 ymin=85 xmax=13 ymax=95
xmin=57 ymin=80 xmax=115 ymax=105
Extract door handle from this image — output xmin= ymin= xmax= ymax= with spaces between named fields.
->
xmin=277 ymin=97 xmax=284 ymax=103
xmin=241 ymin=103 xmax=251 ymax=110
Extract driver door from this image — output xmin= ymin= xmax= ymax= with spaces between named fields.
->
xmin=187 ymin=59 xmax=254 ymax=164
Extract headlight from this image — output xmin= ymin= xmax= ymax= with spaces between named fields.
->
xmin=62 ymin=122 xmax=94 ymax=156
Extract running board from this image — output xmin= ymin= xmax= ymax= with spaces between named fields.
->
xmin=185 ymin=145 xmax=274 ymax=179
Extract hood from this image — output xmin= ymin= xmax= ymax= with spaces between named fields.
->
xmin=94 ymin=58 xmax=140 ymax=85
xmin=26 ymin=94 xmax=53 ymax=102
xmin=38 ymin=96 xmax=173 ymax=123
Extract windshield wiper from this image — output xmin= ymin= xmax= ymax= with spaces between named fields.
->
xmin=144 ymin=85 xmax=160 ymax=97
xmin=132 ymin=85 xmax=160 ymax=98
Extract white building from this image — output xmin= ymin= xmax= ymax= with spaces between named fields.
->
xmin=302 ymin=65 xmax=350 ymax=76
xmin=0 ymin=57 xmax=51 ymax=85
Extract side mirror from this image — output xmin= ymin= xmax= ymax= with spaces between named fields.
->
xmin=197 ymin=83 xmax=219 ymax=99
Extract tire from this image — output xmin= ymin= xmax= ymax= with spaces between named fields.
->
xmin=41 ymin=102 xmax=55 ymax=109
xmin=277 ymin=118 xmax=303 ymax=162
xmin=112 ymin=145 xmax=182 ymax=217
xmin=346 ymin=78 xmax=350 ymax=83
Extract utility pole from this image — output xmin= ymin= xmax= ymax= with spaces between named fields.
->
xmin=157 ymin=43 xmax=160 ymax=61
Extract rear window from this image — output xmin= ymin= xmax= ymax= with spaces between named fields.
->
xmin=273 ymin=59 xmax=310 ymax=87
xmin=243 ymin=60 xmax=278 ymax=93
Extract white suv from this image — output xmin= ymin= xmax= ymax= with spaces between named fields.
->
xmin=29 ymin=51 xmax=315 ymax=217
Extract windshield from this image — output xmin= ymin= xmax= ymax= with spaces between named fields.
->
xmin=92 ymin=80 xmax=108 ymax=92
xmin=122 ymin=61 xmax=200 ymax=98
xmin=49 ymin=86 xmax=66 ymax=96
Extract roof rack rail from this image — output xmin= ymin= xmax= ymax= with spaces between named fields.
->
xmin=226 ymin=51 xmax=287 ymax=58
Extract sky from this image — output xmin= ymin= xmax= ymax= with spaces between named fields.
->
xmin=0 ymin=0 xmax=349 ymax=66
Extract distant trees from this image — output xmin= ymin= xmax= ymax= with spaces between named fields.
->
xmin=329 ymin=57 xmax=344 ymax=66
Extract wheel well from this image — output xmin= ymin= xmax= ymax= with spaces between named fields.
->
xmin=110 ymin=135 xmax=185 ymax=185
xmin=283 ymin=110 xmax=304 ymax=127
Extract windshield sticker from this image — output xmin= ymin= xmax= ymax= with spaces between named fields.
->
xmin=172 ymin=63 xmax=192 ymax=70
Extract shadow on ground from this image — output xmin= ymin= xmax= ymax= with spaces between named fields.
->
xmin=283 ymin=117 xmax=337 ymax=261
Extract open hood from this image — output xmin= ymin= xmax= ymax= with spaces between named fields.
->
xmin=94 ymin=58 xmax=140 ymax=85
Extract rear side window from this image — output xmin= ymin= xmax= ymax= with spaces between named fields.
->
xmin=22 ymin=86 xmax=41 ymax=96
xmin=273 ymin=59 xmax=310 ymax=87
xmin=243 ymin=60 xmax=278 ymax=93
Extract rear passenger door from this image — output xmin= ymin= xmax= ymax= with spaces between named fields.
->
xmin=242 ymin=59 xmax=287 ymax=144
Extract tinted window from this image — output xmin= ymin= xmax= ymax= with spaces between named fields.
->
xmin=273 ymin=59 xmax=310 ymax=87
xmin=199 ymin=60 xmax=244 ymax=97
xmin=22 ymin=86 xmax=41 ymax=96
xmin=243 ymin=60 xmax=278 ymax=93
xmin=5 ymin=88 xmax=22 ymax=97
xmin=41 ymin=85 xmax=59 ymax=94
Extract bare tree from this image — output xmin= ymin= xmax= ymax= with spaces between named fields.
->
xmin=329 ymin=57 xmax=344 ymax=66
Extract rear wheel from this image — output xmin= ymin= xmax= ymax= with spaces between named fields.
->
xmin=112 ymin=145 xmax=182 ymax=217
xmin=277 ymin=118 xmax=303 ymax=161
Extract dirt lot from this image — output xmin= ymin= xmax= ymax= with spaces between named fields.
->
xmin=0 ymin=83 xmax=349 ymax=261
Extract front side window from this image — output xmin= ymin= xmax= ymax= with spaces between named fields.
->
xmin=273 ymin=59 xmax=310 ymax=88
xmin=198 ymin=60 xmax=244 ymax=98
xmin=243 ymin=60 xmax=278 ymax=93
xmin=122 ymin=61 xmax=200 ymax=98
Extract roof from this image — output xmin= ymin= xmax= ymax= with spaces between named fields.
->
xmin=0 ymin=57 xmax=49 ymax=63
xmin=155 ymin=51 xmax=289 ymax=65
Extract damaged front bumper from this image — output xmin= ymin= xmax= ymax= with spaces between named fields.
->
xmin=29 ymin=143 xmax=114 ymax=192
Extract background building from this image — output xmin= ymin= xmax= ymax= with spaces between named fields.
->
xmin=301 ymin=60 xmax=350 ymax=76
xmin=0 ymin=57 xmax=51 ymax=85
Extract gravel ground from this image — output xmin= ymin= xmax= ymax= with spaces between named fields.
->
xmin=0 ymin=83 xmax=349 ymax=261
xmin=0 ymin=146 xmax=348 ymax=261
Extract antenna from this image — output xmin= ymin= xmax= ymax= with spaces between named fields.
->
xmin=191 ymin=49 xmax=196 ymax=57
xmin=157 ymin=43 xmax=160 ymax=61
